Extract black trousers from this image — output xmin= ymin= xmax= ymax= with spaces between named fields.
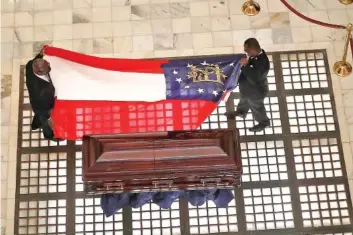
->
xmin=39 ymin=116 xmax=55 ymax=140
xmin=236 ymin=96 xmax=270 ymax=124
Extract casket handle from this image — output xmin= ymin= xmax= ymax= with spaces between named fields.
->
xmin=100 ymin=182 xmax=125 ymax=192
xmin=152 ymin=180 xmax=174 ymax=188
xmin=200 ymin=177 xmax=222 ymax=186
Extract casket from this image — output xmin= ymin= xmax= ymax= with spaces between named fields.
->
xmin=82 ymin=129 xmax=242 ymax=195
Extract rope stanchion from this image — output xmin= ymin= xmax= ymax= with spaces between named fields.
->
xmin=350 ymin=37 xmax=353 ymax=60
xmin=332 ymin=24 xmax=352 ymax=77
xmin=280 ymin=0 xmax=352 ymax=77
xmin=280 ymin=0 xmax=346 ymax=29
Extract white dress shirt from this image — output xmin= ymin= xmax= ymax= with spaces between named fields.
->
xmin=34 ymin=73 xmax=50 ymax=83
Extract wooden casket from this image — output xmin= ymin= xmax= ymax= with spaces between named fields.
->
xmin=82 ymin=129 xmax=242 ymax=195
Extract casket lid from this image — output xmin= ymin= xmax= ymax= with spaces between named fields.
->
xmin=82 ymin=129 xmax=241 ymax=181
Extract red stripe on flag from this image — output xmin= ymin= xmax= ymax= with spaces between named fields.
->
xmin=51 ymin=99 xmax=218 ymax=140
xmin=44 ymin=45 xmax=168 ymax=74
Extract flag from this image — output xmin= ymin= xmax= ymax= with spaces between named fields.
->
xmin=44 ymin=46 xmax=245 ymax=140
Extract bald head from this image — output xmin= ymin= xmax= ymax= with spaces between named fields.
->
xmin=33 ymin=59 xmax=51 ymax=76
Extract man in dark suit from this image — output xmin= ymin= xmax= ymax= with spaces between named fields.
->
xmin=226 ymin=38 xmax=270 ymax=132
xmin=26 ymin=50 xmax=60 ymax=141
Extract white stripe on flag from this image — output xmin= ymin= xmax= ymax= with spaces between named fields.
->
xmin=45 ymin=56 xmax=167 ymax=102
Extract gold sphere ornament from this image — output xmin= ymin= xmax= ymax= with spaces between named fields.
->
xmin=333 ymin=23 xmax=353 ymax=77
xmin=339 ymin=0 xmax=353 ymax=5
xmin=333 ymin=61 xmax=352 ymax=77
xmin=242 ymin=0 xmax=260 ymax=16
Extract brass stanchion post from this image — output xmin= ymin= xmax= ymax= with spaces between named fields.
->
xmin=241 ymin=0 xmax=260 ymax=16
xmin=333 ymin=23 xmax=353 ymax=77
xmin=339 ymin=0 xmax=353 ymax=5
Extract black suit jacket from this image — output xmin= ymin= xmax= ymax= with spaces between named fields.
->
xmin=238 ymin=50 xmax=270 ymax=100
xmin=25 ymin=54 xmax=55 ymax=130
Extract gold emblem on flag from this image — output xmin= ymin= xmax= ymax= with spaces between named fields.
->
xmin=186 ymin=64 xmax=227 ymax=86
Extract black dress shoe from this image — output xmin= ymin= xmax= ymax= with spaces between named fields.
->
xmin=224 ymin=111 xmax=247 ymax=119
xmin=249 ymin=122 xmax=270 ymax=132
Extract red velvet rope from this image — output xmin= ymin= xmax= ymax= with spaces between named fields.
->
xmin=280 ymin=0 xmax=346 ymax=29
xmin=280 ymin=0 xmax=353 ymax=62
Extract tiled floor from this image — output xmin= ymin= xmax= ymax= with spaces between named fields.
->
xmin=2 ymin=0 xmax=353 ymax=234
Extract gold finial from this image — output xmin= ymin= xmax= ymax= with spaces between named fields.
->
xmin=242 ymin=0 xmax=260 ymax=16
xmin=339 ymin=0 xmax=353 ymax=5
xmin=333 ymin=23 xmax=353 ymax=77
